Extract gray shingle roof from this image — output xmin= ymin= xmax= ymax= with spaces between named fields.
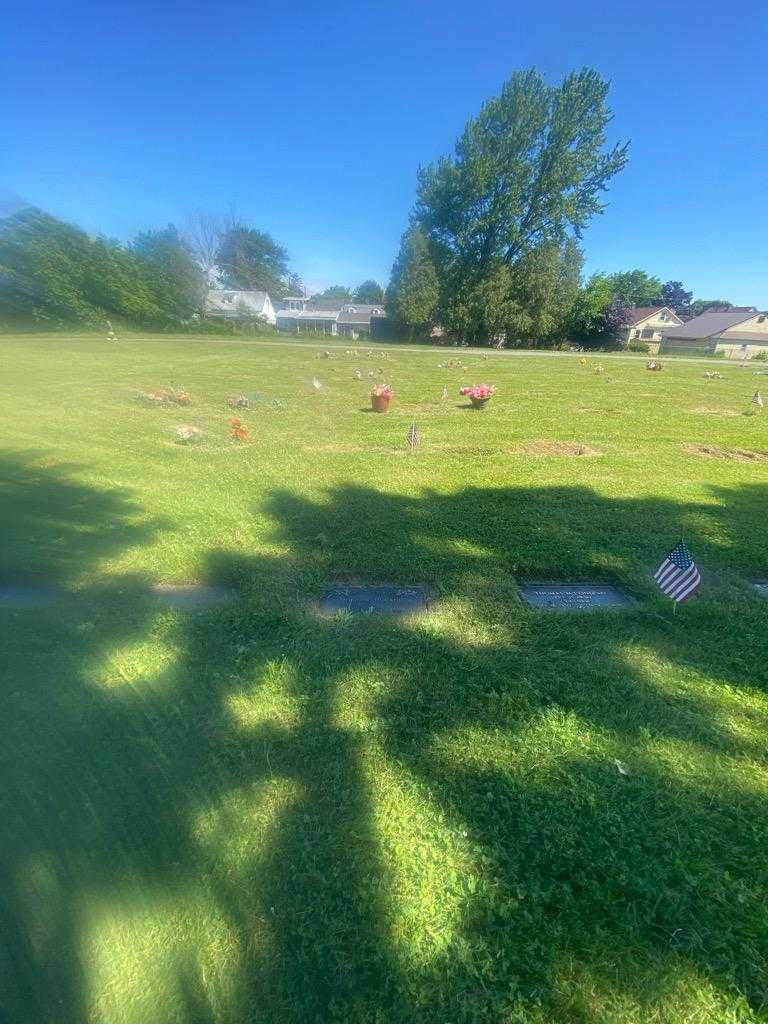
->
xmin=662 ymin=308 xmax=760 ymax=339
xmin=337 ymin=303 xmax=386 ymax=325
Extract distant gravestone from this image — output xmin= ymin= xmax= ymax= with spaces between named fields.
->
xmin=151 ymin=584 xmax=232 ymax=609
xmin=0 ymin=583 xmax=59 ymax=609
xmin=519 ymin=582 xmax=633 ymax=611
xmin=320 ymin=584 xmax=428 ymax=615
xmin=753 ymin=582 xmax=768 ymax=599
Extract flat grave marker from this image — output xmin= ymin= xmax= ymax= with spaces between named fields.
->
xmin=0 ymin=583 xmax=60 ymax=609
xmin=519 ymin=582 xmax=634 ymax=611
xmin=319 ymin=584 xmax=429 ymax=616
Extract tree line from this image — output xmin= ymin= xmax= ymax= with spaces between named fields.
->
xmin=0 ymin=68 xmax=736 ymax=341
xmin=386 ymin=68 xmax=734 ymax=348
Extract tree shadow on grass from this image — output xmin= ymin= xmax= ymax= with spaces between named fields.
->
xmin=2 ymin=455 xmax=768 ymax=1022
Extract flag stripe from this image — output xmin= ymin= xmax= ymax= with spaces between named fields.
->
xmin=653 ymin=540 xmax=701 ymax=603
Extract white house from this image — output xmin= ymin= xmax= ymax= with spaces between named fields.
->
xmin=275 ymin=302 xmax=386 ymax=337
xmin=205 ymin=290 xmax=276 ymax=325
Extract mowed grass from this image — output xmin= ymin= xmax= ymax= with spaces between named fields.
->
xmin=1 ymin=332 xmax=768 ymax=1024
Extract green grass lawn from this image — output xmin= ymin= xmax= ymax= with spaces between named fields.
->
xmin=2 ymin=332 xmax=768 ymax=1024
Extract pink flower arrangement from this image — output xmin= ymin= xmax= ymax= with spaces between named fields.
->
xmin=459 ymin=384 xmax=496 ymax=400
xmin=371 ymin=384 xmax=394 ymax=398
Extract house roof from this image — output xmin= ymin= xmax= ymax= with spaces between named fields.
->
xmin=627 ymin=306 xmax=672 ymax=326
xmin=338 ymin=303 xmax=386 ymax=325
xmin=276 ymin=309 xmax=339 ymax=321
xmin=662 ymin=307 xmax=761 ymax=339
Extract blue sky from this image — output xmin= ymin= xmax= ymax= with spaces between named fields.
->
xmin=3 ymin=0 xmax=767 ymax=304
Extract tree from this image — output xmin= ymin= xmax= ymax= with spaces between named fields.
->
xmin=415 ymin=68 xmax=627 ymax=295
xmin=182 ymin=210 xmax=236 ymax=285
xmin=505 ymin=238 xmax=583 ymax=345
xmin=388 ymin=227 xmax=439 ymax=337
xmin=286 ymin=272 xmax=305 ymax=296
xmin=216 ymin=226 xmax=290 ymax=297
xmin=606 ymin=269 xmax=662 ymax=307
xmin=659 ymin=280 xmax=693 ymax=316
xmin=130 ymin=224 xmax=206 ymax=318
xmin=688 ymin=298 xmax=733 ymax=318
xmin=353 ymin=280 xmax=384 ymax=304
xmin=314 ymin=285 xmax=352 ymax=301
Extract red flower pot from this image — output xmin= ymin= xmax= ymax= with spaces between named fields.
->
xmin=371 ymin=394 xmax=391 ymax=413
xmin=470 ymin=396 xmax=490 ymax=409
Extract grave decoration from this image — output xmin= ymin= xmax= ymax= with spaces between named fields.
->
xmin=137 ymin=387 xmax=191 ymax=406
xmin=646 ymin=360 xmax=663 ymax=371
xmin=227 ymin=394 xmax=250 ymax=409
xmin=371 ymin=384 xmax=393 ymax=413
xmin=753 ymin=391 xmax=764 ymax=411
xmin=519 ymin=583 xmax=634 ymax=611
xmin=228 ymin=417 xmax=249 ymax=442
xmin=460 ymin=384 xmax=496 ymax=409
xmin=176 ymin=424 xmax=203 ymax=444
xmin=406 ymin=422 xmax=421 ymax=449
xmin=652 ymin=540 xmax=701 ymax=605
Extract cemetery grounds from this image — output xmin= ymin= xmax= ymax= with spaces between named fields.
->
xmin=2 ymin=332 xmax=768 ymax=1024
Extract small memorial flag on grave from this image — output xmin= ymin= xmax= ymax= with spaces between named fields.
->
xmin=753 ymin=390 xmax=764 ymax=410
xmin=653 ymin=540 xmax=701 ymax=604
xmin=406 ymin=422 xmax=421 ymax=449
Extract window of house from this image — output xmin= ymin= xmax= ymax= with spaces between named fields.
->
xmin=633 ymin=329 xmax=641 ymax=338
xmin=347 ymin=306 xmax=356 ymax=313
xmin=641 ymin=327 xmax=654 ymax=339
xmin=659 ymin=312 xmax=668 ymax=321
xmin=759 ymin=315 xmax=766 ymax=323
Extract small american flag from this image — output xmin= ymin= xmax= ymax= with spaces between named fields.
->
xmin=753 ymin=391 xmax=764 ymax=409
xmin=406 ymin=422 xmax=421 ymax=449
xmin=653 ymin=540 xmax=701 ymax=603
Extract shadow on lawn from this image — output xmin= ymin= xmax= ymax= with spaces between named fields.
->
xmin=2 ymin=453 xmax=768 ymax=1023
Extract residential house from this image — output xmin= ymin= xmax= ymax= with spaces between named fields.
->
xmin=660 ymin=307 xmax=768 ymax=357
xmin=275 ymin=300 xmax=386 ymax=337
xmin=624 ymin=307 xmax=682 ymax=348
xmin=337 ymin=303 xmax=386 ymax=337
xmin=205 ymin=289 xmax=276 ymax=325
xmin=275 ymin=308 xmax=340 ymax=335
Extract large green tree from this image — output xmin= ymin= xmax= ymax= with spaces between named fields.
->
xmin=415 ymin=67 xmax=627 ymax=313
xmin=314 ymin=285 xmax=352 ymax=302
xmin=388 ymin=227 xmax=439 ymax=337
xmin=353 ymin=280 xmax=385 ymax=304
xmin=0 ymin=207 xmax=175 ymax=327
xmin=688 ymin=298 xmax=733 ymax=318
xmin=216 ymin=226 xmax=289 ymax=297
xmin=130 ymin=224 xmax=206 ymax=318
xmin=606 ymin=269 xmax=662 ymax=307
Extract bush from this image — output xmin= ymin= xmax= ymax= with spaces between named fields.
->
xmin=753 ymin=349 xmax=768 ymax=362
xmin=627 ymin=340 xmax=651 ymax=353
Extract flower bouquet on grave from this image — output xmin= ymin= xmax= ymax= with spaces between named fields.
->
xmin=370 ymin=384 xmax=393 ymax=413
xmin=227 ymin=394 xmax=250 ymax=409
xmin=228 ymin=417 xmax=249 ymax=442
xmin=459 ymin=384 xmax=496 ymax=409
xmin=176 ymin=424 xmax=203 ymax=444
